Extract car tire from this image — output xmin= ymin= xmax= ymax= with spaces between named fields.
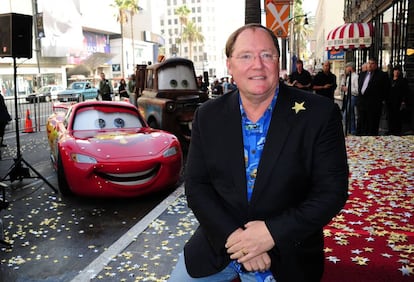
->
xmin=57 ymin=153 xmax=73 ymax=196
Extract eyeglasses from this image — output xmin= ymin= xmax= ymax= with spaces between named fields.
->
xmin=231 ymin=52 xmax=279 ymax=65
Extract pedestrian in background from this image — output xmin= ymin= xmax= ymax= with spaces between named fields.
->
xmin=127 ymin=73 xmax=137 ymax=106
xmin=211 ymin=78 xmax=223 ymax=96
xmin=118 ymin=78 xmax=129 ymax=99
xmin=312 ymin=60 xmax=337 ymax=100
xmin=0 ymin=90 xmax=12 ymax=148
xmin=98 ymin=72 xmax=113 ymax=101
xmin=225 ymin=77 xmax=238 ymax=93
xmin=341 ymin=62 xmax=359 ymax=135
xmin=387 ymin=65 xmax=409 ymax=135
xmin=288 ymin=59 xmax=313 ymax=91
xmin=197 ymin=75 xmax=208 ymax=92
xmin=169 ymin=23 xmax=348 ymax=282
xmin=357 ymin=58 xmax=390 ymax=135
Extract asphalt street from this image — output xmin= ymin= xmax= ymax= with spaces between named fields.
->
xmin=0 ymin=131 xmax=190 ymax=282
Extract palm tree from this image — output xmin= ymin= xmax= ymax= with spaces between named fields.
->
xmin=174 ymin=5 xmax=191 ymax=56
xmin=245 ymin=0 xmax=261 ymax=24
xmin=125 ymin=1 xmax=141 ymax=67
xmin=181 ymin=21 xmax=204 ymax=61
xmin=292 ymin=0 xmax=308 ymax=60
xmin=112 ymin=0 xmax=140 ymax=77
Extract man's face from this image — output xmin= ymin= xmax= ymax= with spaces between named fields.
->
xmin=367 ymin=60 xmax=377 ymax=72
xmin=226 ymin=28 xmax=279 ymax=99
xmin=322 ymin=62 xmax=330 ymax=73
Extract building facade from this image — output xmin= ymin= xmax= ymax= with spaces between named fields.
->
xmin=341 ymin=0 xmax=410 ymax=75
xmin=0 ymin=0 xmax=161 ymax=97
xmin=159 ymin=0 xmax=244 ymax=78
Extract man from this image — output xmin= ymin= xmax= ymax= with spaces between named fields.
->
xmin=127 ymin=73 xmax=137 ymax=106
xmin=288 ymin=59 xmax=312 ymax=91
xmin=0 ymin=90 xmax=11 ymax=149
xmin=169 ymin=24 xmax=349 ymax=281
xmin=98 ymin=72 xmax=113 ymax=101
xmin=211 ymin=78 xmax=223 ymax=96
xmin=357 ymin=58 xmax=390 ymax=135
xmin=341 ymin=62 xmax=359 ymax=135
xmin=313 ymin=60 xmax=337 ymax=100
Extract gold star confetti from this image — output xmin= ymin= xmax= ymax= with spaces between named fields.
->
xmin=1 ymin=136 xmax=413 ymax=281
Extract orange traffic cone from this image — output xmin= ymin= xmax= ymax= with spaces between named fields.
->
xmin=24 ymin=109 xmax=34 ymax=133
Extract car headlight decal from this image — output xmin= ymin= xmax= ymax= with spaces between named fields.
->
xmin=71 ymin=153 xmax=97 ymax=164
xmin=163 ymin=146 xmax=178 ymax=158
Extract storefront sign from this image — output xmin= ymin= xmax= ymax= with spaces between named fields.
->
xmin=328 ymin=49 xmax=345 ymax=60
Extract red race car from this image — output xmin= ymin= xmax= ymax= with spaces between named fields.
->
xmin=46 ymin=101 xmax=183 ymax=197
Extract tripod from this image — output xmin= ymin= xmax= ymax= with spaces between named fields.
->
xmin=0 ymin=58 xmax=57 ymax=236
xmin=0 ymin=58 xmax=57 ymax=247
xmin=1 ymin=57 xmax=57 ymax=192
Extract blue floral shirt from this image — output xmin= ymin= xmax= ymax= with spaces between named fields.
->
xmin=240 ymin=89 xmax=279 ymax=202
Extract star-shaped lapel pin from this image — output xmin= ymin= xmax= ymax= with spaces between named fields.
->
xmin=292 ymin=102 xmax=306 ymax=114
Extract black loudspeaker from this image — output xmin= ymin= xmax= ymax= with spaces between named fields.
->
xmin=0 ymin=13 xmax=33 ymax=59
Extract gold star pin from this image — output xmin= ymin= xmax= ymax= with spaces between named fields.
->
xmin=292 ymin=102 xmax=306 ymax=114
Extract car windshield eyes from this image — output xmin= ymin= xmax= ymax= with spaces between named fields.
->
xmin=114 ymin=118 xmax=125 ymax=128
xmin=181 ymin=80 xmax=189 ymax=88
xmin=170 ymin=79 xmax=178 ymax=88
xmin=95 ymin=118 xmax=106 ymax=129
xmin=93 ymin=118 xmax=126 ymax=129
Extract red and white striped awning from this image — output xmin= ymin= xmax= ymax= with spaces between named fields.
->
xmin=326 ymin=23 xmax=373 ymax=51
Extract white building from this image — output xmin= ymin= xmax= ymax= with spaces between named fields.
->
xmin=159 ymin=0 xmax=244 ymax=78
xmin=0 ymin=0 xmax=160 ymax=96
xmin=313 ymin=0 xmax=345 ymax=97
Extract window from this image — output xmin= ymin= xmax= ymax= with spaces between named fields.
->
xmin=146 ymin=70 xmax=154 ymax=89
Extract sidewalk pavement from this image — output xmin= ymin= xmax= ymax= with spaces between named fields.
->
xmin=71 ymin=185 xmax=196 ymax=282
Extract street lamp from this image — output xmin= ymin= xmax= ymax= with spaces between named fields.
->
xmin=289 ymin=14 xmax=309 ymax=24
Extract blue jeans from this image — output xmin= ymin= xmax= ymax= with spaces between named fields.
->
xmin=168 ymin=252 xmax=263 ymax=282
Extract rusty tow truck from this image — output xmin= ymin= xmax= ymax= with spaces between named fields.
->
xmin=134 ymin=57 xmax=209 ymax=152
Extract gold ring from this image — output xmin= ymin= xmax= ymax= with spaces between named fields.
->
xmin=242 ymin=249 xmax=248 ymax=256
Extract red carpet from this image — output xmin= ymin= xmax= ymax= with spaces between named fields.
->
xmin=322 ymin=136 xmax=414 ymax=281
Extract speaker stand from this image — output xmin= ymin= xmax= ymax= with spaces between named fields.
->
xmin=1 ymin=57 xmax=57 ymax=193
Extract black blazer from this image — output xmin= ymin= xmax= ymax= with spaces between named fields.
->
xmin=358 ymin=69 xmax=390 ymax=106
xmin=184 ymin=84 xmax=349 ymax=282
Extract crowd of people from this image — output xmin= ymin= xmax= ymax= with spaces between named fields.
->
xmin=97 ymin=72 xmax=137 ymax=106
xmin=197 ymin=75 xmax=238 ymax=96
xmin=280 ymin=58 xmax=412 ymax=136
xmin=198 ymin=56 xmax=412 ymax=137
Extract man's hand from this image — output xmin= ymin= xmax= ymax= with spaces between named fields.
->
xmin=242 ymin=252 xmax=272 ymax=272
xmin=225 ymin=221 xmax=275 ymax=262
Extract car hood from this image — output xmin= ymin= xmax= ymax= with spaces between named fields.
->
xmin=70 ymin=129 xmax=174 ymax=159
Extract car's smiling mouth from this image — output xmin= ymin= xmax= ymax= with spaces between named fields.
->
xmin=94 ymin=164 xmax=160 ymax=186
